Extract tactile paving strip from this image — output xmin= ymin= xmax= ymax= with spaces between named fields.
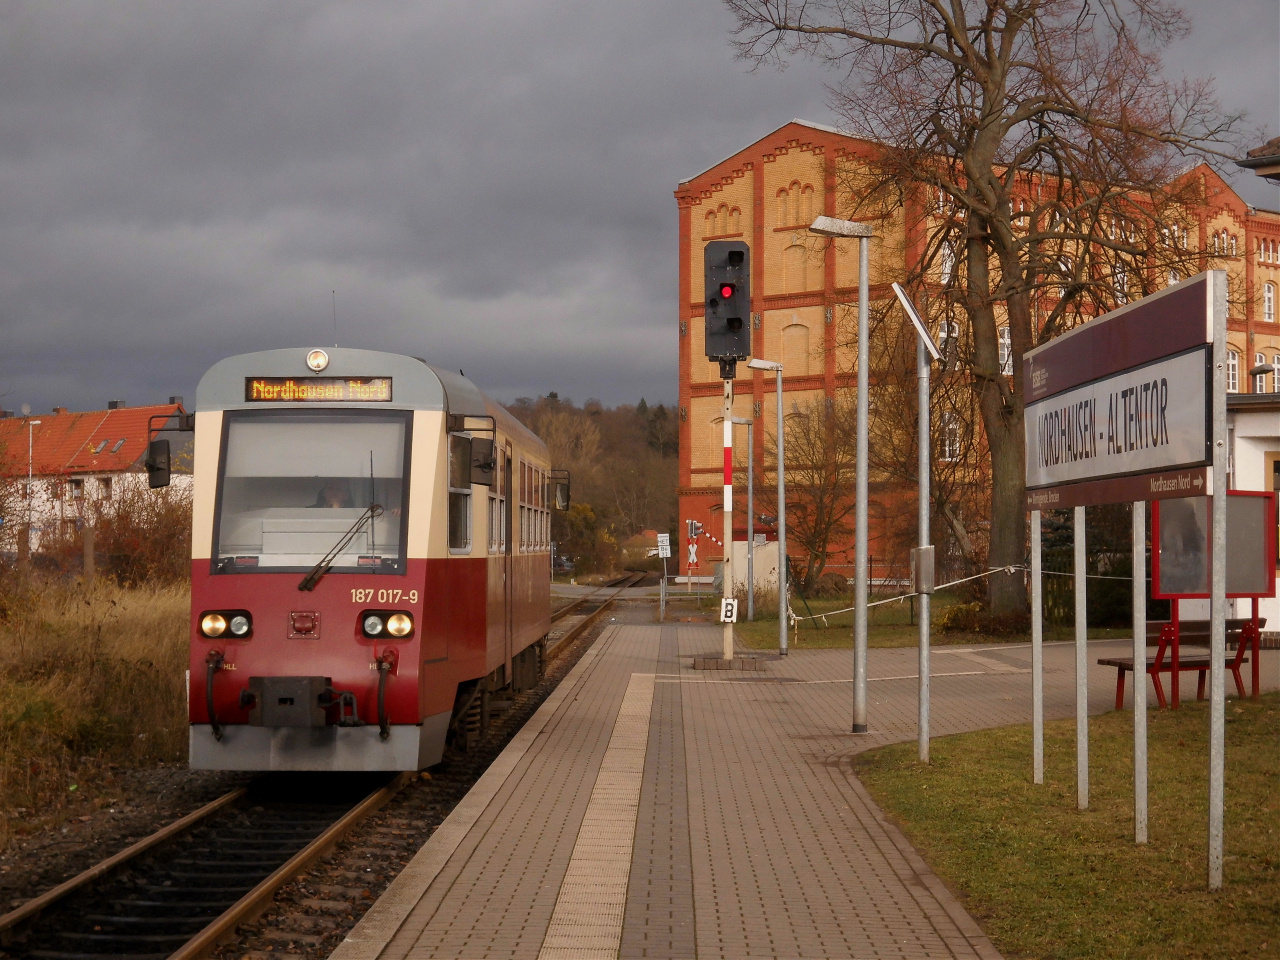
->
xmin=538 ymin=671 xmax=656 ymax=959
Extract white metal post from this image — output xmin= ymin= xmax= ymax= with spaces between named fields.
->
xmin=917 ymin=335 xmax=931 ymax=762
xmin=723 ymin=378 xmax=735 ymax=662
xmin=1209 ymin=269 xmax=1228 ymax=889
xmin=1132 ymin=500 xmax=1148 ymax=844
xmin=26 ymin=419 xmax=41 ymax=561
xmin=853 ymin=233 xmax=870 ymax=733
xmin=1075 ymin=503 xmax=1089 ymax=810
xmin=1031 ymin=509 xmax=1044 ymax=784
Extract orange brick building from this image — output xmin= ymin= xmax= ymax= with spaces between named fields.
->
xmin=675 ymin=119 xmax=1280 ymax=582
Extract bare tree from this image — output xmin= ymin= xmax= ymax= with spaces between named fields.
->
xmin=756 ymin=395 xmax=859 ymax=592
xmin=727 ymin=0 xmax=1240 ymax=613
xmin=864 ymin=302 xmax=989 ymax=582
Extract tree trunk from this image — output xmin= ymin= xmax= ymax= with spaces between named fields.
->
xmin=983 ymin=409 xmax=1027 ymax=615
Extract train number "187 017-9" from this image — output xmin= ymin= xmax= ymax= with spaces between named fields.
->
xmin=351 ymin=588 xmax=420 ymax=604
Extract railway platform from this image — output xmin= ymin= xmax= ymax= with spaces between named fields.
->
xmin=329 ymin=620 xmax=1278 ymax=960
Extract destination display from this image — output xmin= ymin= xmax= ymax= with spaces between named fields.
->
xmin=245 ymin=377 xmax=392 ymax=403
xmin=1025 ymin=347 xmax=1208 ymax=490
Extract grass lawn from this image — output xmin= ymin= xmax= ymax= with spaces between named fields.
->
xmin=712 ymin=589 xmax=1129 ymax=649
xmin=854 ymin=696 xmax=1280 ymax=960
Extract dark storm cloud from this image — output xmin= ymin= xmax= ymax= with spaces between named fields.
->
xmin=0 ymin=0 xmax=1275 ymax=415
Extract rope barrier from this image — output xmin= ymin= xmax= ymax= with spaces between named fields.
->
xmin=784 ymin=564 xmax=1141 ymax=626
xmin=787 ymin=565 xmax=1023 ymax=625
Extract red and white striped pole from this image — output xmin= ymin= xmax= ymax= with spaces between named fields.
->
xmin=722 ymin=378 xmax=734 ymax=660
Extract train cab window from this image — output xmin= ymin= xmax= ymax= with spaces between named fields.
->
xmin=448 ymin=434 xmax=472 ymax=552
xmin=213 ymin=411 xmax=409 ymax=574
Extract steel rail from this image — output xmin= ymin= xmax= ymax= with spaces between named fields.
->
xmin=169 ymin=770 xmax=413 ymax=959
xmin=549 ymin=572 xmax=642 ymax=625
xmin=0 ymin=788 xmax=248 ymax=938
xmin=546 ymin=572 xmax=643 ymax=661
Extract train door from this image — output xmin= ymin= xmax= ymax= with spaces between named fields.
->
xmin=503 ymin=445 xmax=514 ymax=682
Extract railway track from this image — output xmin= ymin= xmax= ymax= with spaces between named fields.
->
xmin=0 ymin=580 xmax=646 ymax=959
xmin=546 ymin=571 xmax=645 ymax=658
xmin=0 ymin=774 xmax=406 ymax=960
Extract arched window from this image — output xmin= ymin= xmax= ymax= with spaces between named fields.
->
xmin=1256 ymin=353 xmax=1268 ymax=393
xmin=776 ymin=187 xmax=789 ymax=226
xmin=782 ymin=243 xmax=808 ymax=293
xmin=939 ymin=411 xmax=961 ymax=461
xmin=789 ymin=180 xmax=803 ymax=223
xmin=939 ymin=242 xmax=956 ymax=282
xmin=1226 ymin=350 xmax=1239 ymax=393
xmin=1266 ymin=282 xmax=1276 ymax=323
xmin=938 ymin=320 xmax=960 ymax=359
xmin=1230 ymin=234 xmax=1237 ymax=256
xmin=1168 ymin=269 xmax=1180 ymax=287
xmin=782 ymin=322 xmax=811 ymax=376
xmin=728 ymin=207 xmax=741 ymax=234
xmin=1113 ymin=262 xmax=1129 ymax=304
xmin=800 ymin=185 xmax=814 ymax=225
xmin=1272 ymin=354 xmax=1280 ymax=393
xmin=998 ymin=326 xmax=1012 ymax=375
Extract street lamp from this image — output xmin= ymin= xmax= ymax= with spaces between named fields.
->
xmin=809 ymin=215 xmax=874 ymax=732
xmin=747 ymin=357 xmax=787 ymax=654
xmin=892 ymin=283 xmax=943 ymax=763
xmin=26 ymin=419 xmax=41 ymax=561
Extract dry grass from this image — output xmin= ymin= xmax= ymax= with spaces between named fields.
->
xmin=0 ymin=575 xmax=189 ymax=843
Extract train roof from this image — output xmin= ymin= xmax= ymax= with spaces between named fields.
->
xmin=196 ymin=347 xmax=545 ymax=454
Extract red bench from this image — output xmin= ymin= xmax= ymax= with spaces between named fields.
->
xmin=1097 ymin=618 xmax=1263 ymax=710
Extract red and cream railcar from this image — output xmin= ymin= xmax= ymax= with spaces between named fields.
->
xmin=181 ymin=347 xmax=557 ymax=771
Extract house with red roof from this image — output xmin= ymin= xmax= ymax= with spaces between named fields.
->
xmin=0 ymin=398 xmax=191 ymax=557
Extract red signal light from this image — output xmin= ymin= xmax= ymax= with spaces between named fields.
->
xmin=720 ymin=284 xmax=735 ymax=298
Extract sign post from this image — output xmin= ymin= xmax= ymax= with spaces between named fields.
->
xmin=657 ymin=533 xmax=671 ymax=621
xmin=1023 ymin=272 xmax=1227 ymax=883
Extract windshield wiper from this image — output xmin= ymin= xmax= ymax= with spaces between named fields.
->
xmin=298 ymin=504 xmax=384 ymax=592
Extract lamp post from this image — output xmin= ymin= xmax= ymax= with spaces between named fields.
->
xmin=809 ymin=216 xmax=874 ymax=732
xmin=746 ymin=357 xmax=786 ymax=654
xmin=26 ymin=419 xmax=41 ymax=561
xmin=892 ymin=284 xmax=943 ymax=762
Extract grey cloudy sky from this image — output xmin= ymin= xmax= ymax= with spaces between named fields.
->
xmin=0 ymin=0 xmax=1276 ymax=415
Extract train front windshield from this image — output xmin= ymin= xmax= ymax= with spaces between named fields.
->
xmin=213 ymin=410 xmax=410 ymax=573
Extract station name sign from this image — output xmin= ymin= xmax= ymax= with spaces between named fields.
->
xmin=1022 ymin=273 xmax=1215 ymax=509
xmin=245 ymin=377 xmax=392 ymax=403
xmin=1025 ymin=347 xmax=1208 ymax=489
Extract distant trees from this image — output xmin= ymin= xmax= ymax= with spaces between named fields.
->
xmin=506 ymin=393 xmax=678 ymax=573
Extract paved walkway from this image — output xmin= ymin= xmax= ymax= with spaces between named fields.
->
xmin=330 ymin=623 xmax=1279 ymax=960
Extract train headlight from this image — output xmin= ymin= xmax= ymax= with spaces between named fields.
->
xmin=229 ymin=614 xmax=251 ymax=637
xmin=386 ymin=613 xmax=413 ymax=637
xmin=200 ymin=613 xmax=228 ymax=638
xmin=363 ymin=614 xmax=385 ymax=636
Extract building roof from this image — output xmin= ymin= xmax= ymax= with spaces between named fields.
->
xmin=677 ymin=118 xmax=853 ymax=186
xmin=0 ymin=403 xmax=185 ymax=477
xmin=1237 ymin=137 xmax=1280 ymax=182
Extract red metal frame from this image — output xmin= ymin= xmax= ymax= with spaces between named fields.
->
xmin=1149 ymin=492 xmax=1274 ymax=706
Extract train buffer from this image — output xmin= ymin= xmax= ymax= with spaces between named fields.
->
xmin=330 ymin=622 xmax=1000 ymax=959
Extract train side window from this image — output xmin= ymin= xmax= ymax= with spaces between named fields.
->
xmin=448 ymin=434 xmax=472 ymax=552
xmin=488 ymin=493 xmax=499 ymax=552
